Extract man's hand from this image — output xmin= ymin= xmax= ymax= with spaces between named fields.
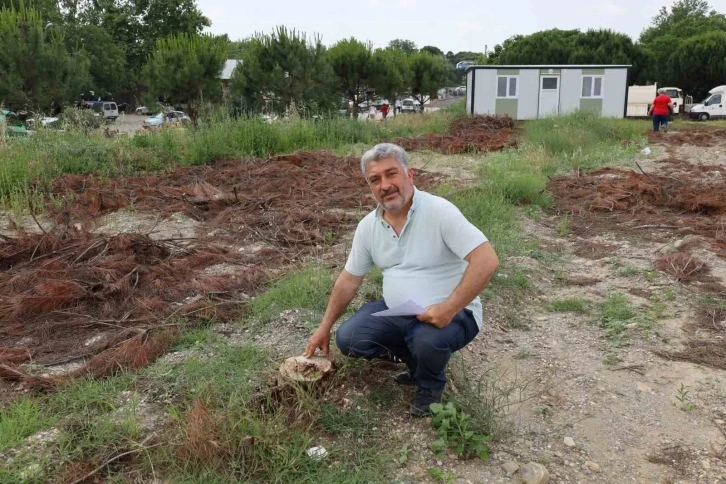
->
xmin=417 ymin=303 xmax=457 ymax=329
xmin=303 ymin=328 xmax=331 ymax=357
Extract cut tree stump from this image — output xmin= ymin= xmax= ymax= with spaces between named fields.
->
xmin=279 ymin=356 xmax=333 ymax=383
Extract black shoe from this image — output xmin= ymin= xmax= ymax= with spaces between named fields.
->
xmin=409 ymin=387 xmax=443 ymax=417
xmin=393 ymin=370 xmax=419 ymax=386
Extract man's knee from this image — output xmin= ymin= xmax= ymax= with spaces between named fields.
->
xmin=335 ymin=319 xmax=376 ymax=357
xmin=335 ymin=324 xmax=355 ymax=356
xmin=409 ymin=328 xmax=446 ymax=358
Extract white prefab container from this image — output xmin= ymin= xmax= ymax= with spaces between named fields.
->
xmin=465 ymin=65 xmax=630 ymax=119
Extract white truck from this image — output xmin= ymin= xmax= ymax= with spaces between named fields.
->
xmin=626 ymin=84 xmax=685 ymax=117
xmin=688 ymin=85 xmax=725 ymax=121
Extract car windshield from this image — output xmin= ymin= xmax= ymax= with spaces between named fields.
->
xmin=665 ymin=89 xmax=680 ymax=98
xmin=152 ymin=113 xmax=164 ymax=119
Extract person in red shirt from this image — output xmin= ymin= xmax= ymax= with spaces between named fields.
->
xmin=381 ymin=103 xmax=389 ymax=119
xmin=648 ymin=88 xmax=674 ymax=133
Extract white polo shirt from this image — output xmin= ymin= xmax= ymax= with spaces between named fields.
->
xmin=345 ymin=188 xmax=489 ymax=328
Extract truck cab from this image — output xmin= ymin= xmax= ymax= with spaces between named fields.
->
xmin=661 ymin=87 xmax=684 ymax=114
xmin=689 ymin=86 xmax=726 ymax=121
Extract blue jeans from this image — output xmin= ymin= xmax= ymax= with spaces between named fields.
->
xmin=335 ymin=300 xmax=479 ymax=391
xmin=653 ymin=114 xmax=668 ymax=132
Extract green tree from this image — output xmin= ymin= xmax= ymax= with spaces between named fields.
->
xmin=388 ymin=38 xmax=417 ymax=54
xmin=0 ymin=5 xmax=90 ymax=111
xmin=230 ymin=27 xmax=336 ymax=115
xmin=670 ymin=31 xmax=726 ymax=99
xmin=144 ymin=33 xmax=226 ymax=121
xmin=408 ymin=51 xmax=448 ymax=112
xmin=640 ymin=0 xmax=726 ymax=86
xmin=421 ymin=45 xmax=443 ymax=56
xmin=1 ymin=0 xmax=61 ymax=22
xmin=488 ymin=28 xmax=645 ymax=82
xmin=226 ymin=38 xmax=251 ymax=59
xmin=328 ymin=38 xmax=373 ymax=115
xmin=489 ymin=29 xmax=581 ymax=64
xmin=68 ymin=0 xmax=209 ymax=98
xmin=370 ymin=48 xmax=410 ymax=117
xmin=64 ymin=24 xmax=127 ymax=96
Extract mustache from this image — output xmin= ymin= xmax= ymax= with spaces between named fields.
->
xmin=380 ymin=187 xmax=400 ymax=197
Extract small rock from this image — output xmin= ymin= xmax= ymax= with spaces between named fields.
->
xmin=502 ymin=462 xmax=520 ymax=476
xmin=521 ymin=462 xmax=549 ymax=484
xmin=585 ymin=461 xmax=602 ymax=473
xmin=702 ymin=460 xmax=711 ymax=470
xmin=306 ymin=446 xmax=328 ymax=460
xmin=637 ymin=383 xmax=654 ymax=393
xmin=563 ymin=437 xmax=576 ymax=448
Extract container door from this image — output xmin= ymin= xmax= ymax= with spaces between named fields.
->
xmin=539 ymin=76 xmax=560 ymax=118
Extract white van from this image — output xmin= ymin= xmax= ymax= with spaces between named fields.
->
xmin=92 ymin=101 xmax=119 ymax=122
xmin=689 ymin=86 xmax=725 ymax=121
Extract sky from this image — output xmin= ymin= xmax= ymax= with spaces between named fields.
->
xmin=198 ymin=0 xmax=726 ymax=53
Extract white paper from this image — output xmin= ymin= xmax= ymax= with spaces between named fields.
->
xmin=372 ymin=299 xmax=426 ymax=317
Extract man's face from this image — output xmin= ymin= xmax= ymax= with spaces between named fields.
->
xmin=365 ymin=157 xmax=414 ymax=213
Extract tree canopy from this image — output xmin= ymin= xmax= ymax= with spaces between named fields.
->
xmin=0 ymin=4 xmax=90 ymax=111
xmin=328 ymin=38 xmax=373 ymax=115
xmin=230 ymin=27 xmax=336 ymax=115
xmin=670 ymin=30 xmax=726 ymax=99
xmin=639 ymin=0 xmax=726 ymax=86
xmin=144 ymin=33 xmax=226 ymax=120
xmin=408 ymin=51 xmax=449 ymax=111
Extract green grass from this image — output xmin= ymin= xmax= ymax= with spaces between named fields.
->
xmin=148 ymin=343 xmax=266 ymax=403
xmin=549 ymin=298 xmax=588 ymax=313
xmin=0 ymin=398 xmax=55 ymax=452
xmin=616 ymin=264 xmax=640 ymax=277
xmin=246 ymin=266 xmax=333 ymax=324
xmin=597 ymin=293 xmax=637 ymax=346
xmin=525 ymin=111 xmax=646 ymax=164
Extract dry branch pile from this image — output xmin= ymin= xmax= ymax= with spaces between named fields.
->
xmin=549 ymin=168 xmax=726 ymax=259
xmin=392 ymin=115 xmax=516 ymax=154
xmin=0 ymin=227 xmax=267 ymax=385
xmin=48 ymin=151 xmax=443 ymax=247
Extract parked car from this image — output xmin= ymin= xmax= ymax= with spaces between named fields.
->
xmin=689 ymin=85 xmax=725 ymax=121
xmin=400 ymin=98 xmax=420 ymax=113
xmin=91 ymin=101 xmax=119 ymax=122
xmin=0 ymin=109 xmax=31 ymax=137
xmin=25 ymin=116 xmax=60 ymax=129
xmin=143 ymin=111 xmax=190 ymax=128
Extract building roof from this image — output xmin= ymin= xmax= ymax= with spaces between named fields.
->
xmin=220 ymin=59 xmax=241 ymax=80
xmin=465 ymin=64 xmax=631 ymax=73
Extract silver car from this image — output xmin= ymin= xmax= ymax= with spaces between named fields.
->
xmin=143 ymin=111 xmax=190 ymax=128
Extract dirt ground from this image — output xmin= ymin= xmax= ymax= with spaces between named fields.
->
xmin=1 ymin=120 xmax=725 ymax=482
xmin=196 ymin=124 xmax=726 ymax=483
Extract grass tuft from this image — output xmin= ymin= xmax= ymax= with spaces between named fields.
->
xmin=549 ymin=298 xmax=588 ymax=313
xmin=247 ymin=266 xmax=333 ymax=324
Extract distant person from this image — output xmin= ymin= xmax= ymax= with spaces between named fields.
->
xmin=303 ymin=143 xmax=499 ymax=416
xmin=381 ymin=103 xmax=389 ymax=119
xmin=648 ymin=88 xmax=674 ymax=133
xmin=369 ymin=105 xmax=377 ymax=120
xmin=396 ymin=99 xmax=402 ymax=113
